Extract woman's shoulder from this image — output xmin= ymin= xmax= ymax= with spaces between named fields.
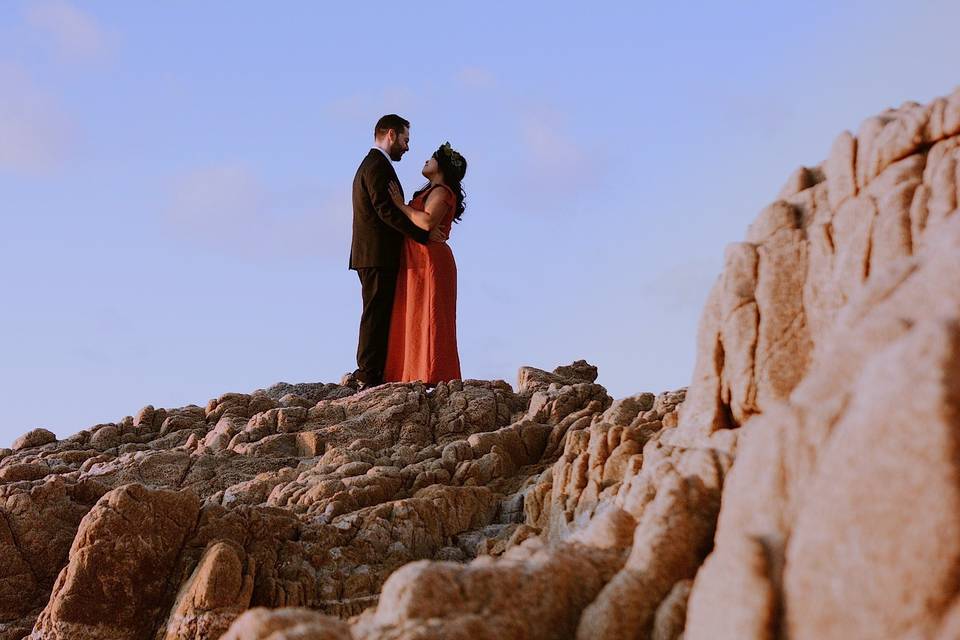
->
xmin=427 ymin=183 xmax=456 ymax=203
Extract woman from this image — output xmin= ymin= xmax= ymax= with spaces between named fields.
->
xmin=383 ymin=141 xmax=467 ymax=385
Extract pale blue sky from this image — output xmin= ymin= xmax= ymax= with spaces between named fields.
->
xmin=1 ymin=1 xmax=957 ymax=446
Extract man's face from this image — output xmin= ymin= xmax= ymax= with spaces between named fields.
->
xmin=388 ymin=127 xmax=410 ymax=161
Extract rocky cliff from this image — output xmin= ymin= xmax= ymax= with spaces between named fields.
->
xmin=2 ymin=87 xmax=959 ymax=640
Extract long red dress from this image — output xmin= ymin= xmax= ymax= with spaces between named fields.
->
xmin=384 ymin=184 xmax=462 ymax=384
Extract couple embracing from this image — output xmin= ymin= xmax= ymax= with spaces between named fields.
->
xmin=348 ymin=114 xmax=468 ymax=390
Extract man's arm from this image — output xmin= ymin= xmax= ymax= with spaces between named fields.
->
xmin=366 ymin=162 xmax=430 ymax=244
xmin=389 ymin=183 xmax=451 ymax=231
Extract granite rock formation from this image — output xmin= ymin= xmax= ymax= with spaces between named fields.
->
xmin=2 ymin=87 xmax=959 ymax=639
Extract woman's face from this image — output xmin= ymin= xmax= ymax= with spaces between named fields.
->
xmin=421 ymin=156 xmax=440 ymax=179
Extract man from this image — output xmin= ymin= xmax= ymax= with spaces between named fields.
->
xmin=349 ymin=114 xmax=446 ymax=390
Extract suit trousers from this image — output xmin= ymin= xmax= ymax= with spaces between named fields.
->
xmin=355 ymin=267 xmax=398 ymax=384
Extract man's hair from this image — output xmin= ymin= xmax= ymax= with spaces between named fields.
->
xmin=374 ymin=114 xmax=410 ymax=139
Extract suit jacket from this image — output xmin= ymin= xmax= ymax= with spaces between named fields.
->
xmin=349 ymin=149 xmax=430 ymax=269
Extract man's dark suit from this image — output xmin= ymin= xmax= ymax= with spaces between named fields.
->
xmin=350 ymin=149 xmax=429 ymax=384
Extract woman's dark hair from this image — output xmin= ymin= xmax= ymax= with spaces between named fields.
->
xmin=414 ymin=143 xmax=467 ymax=222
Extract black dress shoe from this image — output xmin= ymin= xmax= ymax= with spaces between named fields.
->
xmin=340 ymin=371 xmax=361 ymax=390
xmin=357 ymin=377 xmax=384 ymax=392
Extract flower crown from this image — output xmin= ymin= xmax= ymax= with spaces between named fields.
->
xmin=437 ymin=141 xmax=465 ymax=171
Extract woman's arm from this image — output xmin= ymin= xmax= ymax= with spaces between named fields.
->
xmin=389 ymin=183 xmax=451 ymax=231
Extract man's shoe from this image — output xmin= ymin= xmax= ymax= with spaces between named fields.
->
xmin=340 ymin=371 xmax=361 ymax=390
xmin=357 ymin=378 xmax=383 ymax=392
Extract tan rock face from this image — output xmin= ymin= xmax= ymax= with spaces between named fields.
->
xmin=683 ymin=88 xmax=960 ymax=639
xmin=0 ymin=477 xmax=104 ymax=634
xmin=32 ymin=484 xmax=202 ymax=639
xmin=675 ymin=89 xmax=960 ymax=442
xmin=221 ymin=608 xmax=351 ymax=640
xmin=4 ymin=88 xmax=958 ymax=639
xmin=11 ymin=428 xmax=56 ymax=451
xmin=162 ymin=540 xmax=255 ymax=640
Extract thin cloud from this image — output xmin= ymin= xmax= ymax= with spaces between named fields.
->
xmin=163 ymin=164 xmax=351 ymax=261
xmin=456 ymin=66 xmax=497 ymax=90
xmin=508 ymin=106 xmax=604 ymax=206
xmin=521 ymin=111 xmax=590 ymax=180
xmin=26 ymin=0 xmax=109 ymax=62
xmin=326 ymin=87 xmax=421 ymax=124
xmin=0 ymin=63 xmax=74 ymax=174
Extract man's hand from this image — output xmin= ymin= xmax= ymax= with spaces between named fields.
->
xmin=429 ymin=227 xmax=448 ymax=243
xmin=388 ymin=182 xmax=404 ymax=208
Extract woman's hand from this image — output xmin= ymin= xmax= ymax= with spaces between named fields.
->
xmin=388 ymin=182 xmax=404 ymax=207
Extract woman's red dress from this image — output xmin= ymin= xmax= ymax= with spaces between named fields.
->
xmin=383 ymin=184 xmax=462 ymax=384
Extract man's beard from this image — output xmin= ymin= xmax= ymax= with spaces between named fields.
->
xmin=388 ymin=140 xmax=405 ymax=161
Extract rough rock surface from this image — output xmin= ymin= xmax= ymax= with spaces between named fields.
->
xmin=681 ymin=87 xmax=960 ymax=640
xmin=3 ymin=88 xmax=958 ymax=639
xmin=2 ymin=361 xmax=658 ymax=639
